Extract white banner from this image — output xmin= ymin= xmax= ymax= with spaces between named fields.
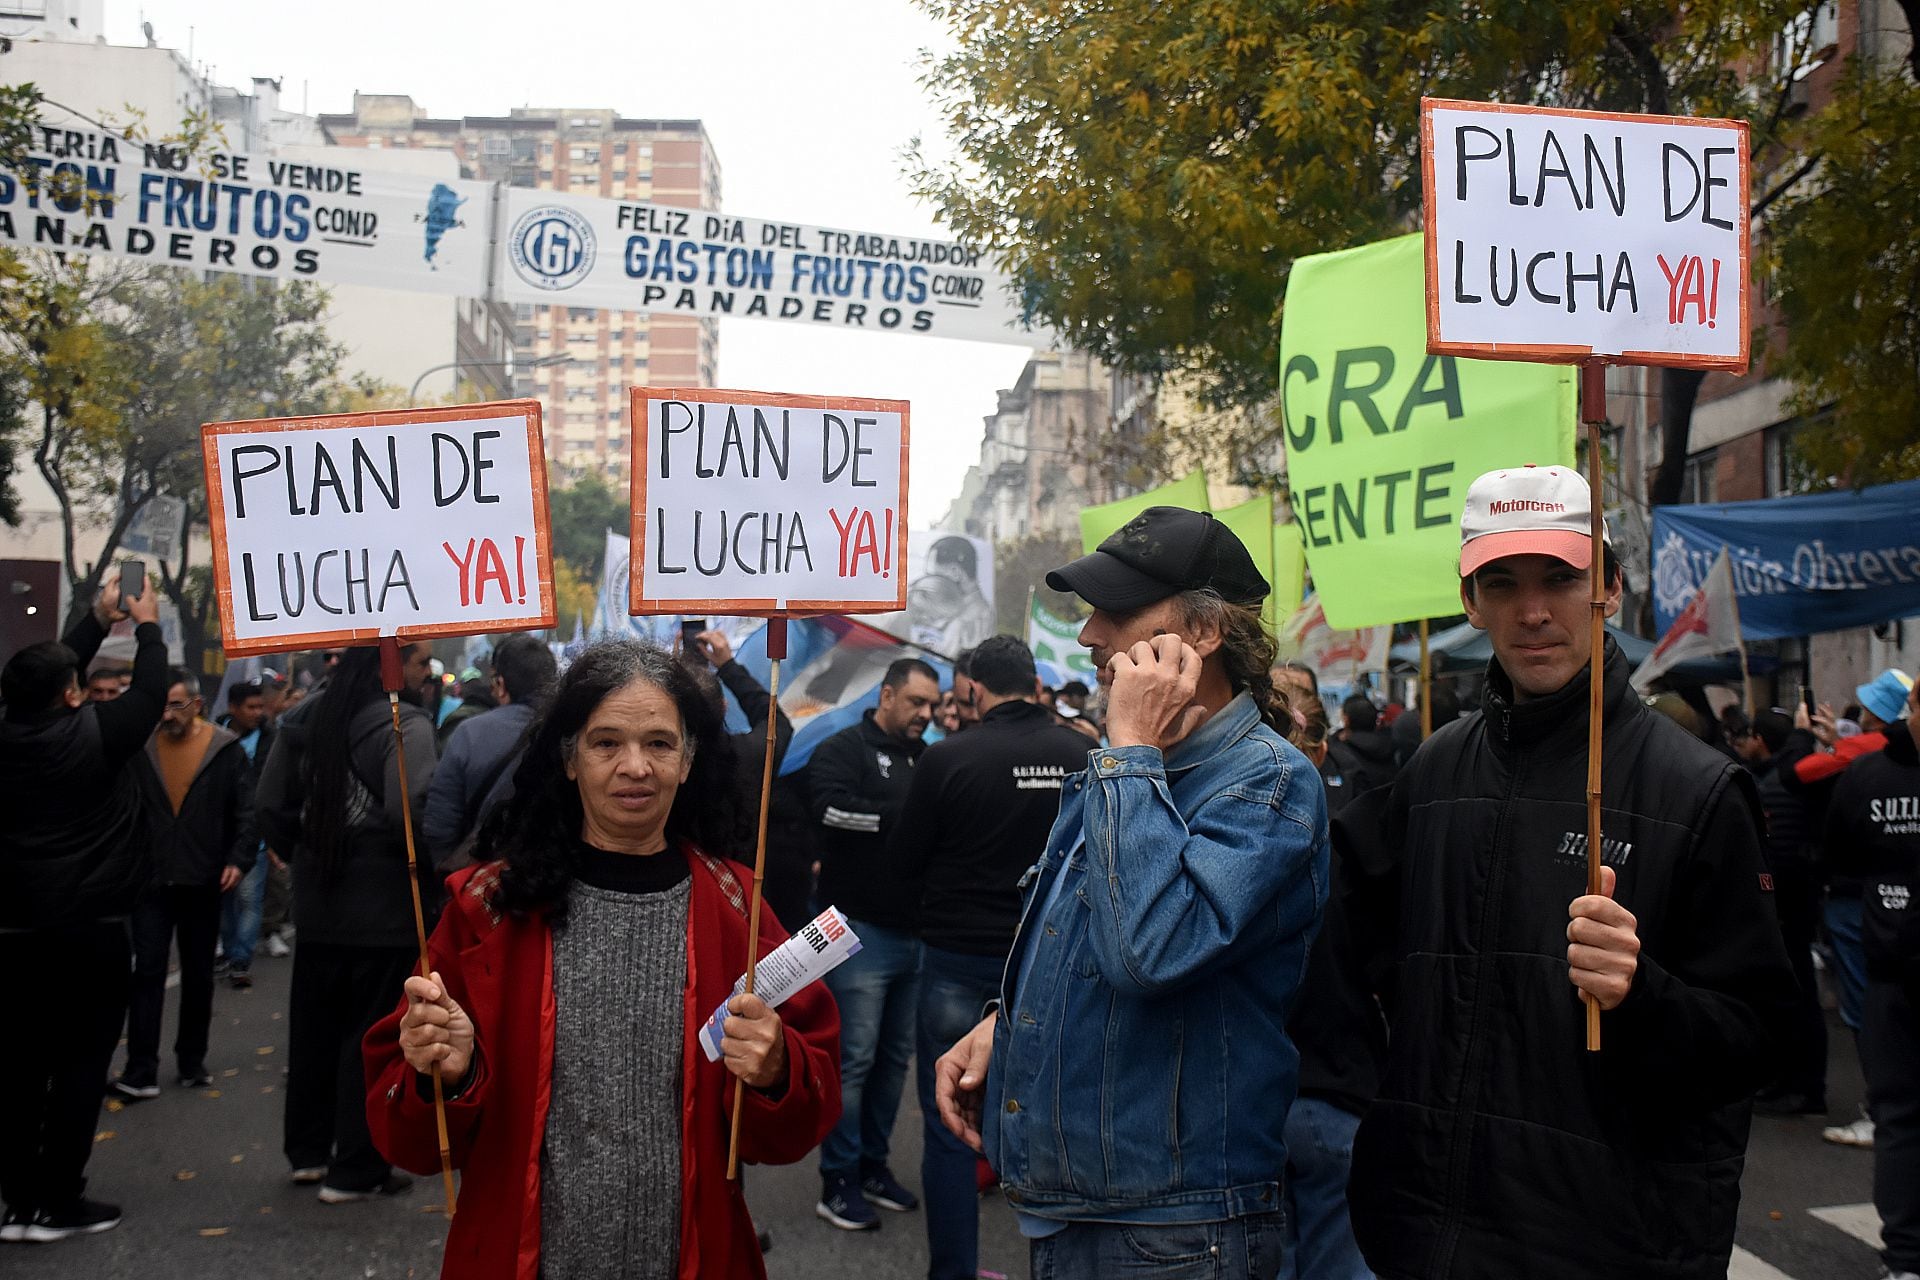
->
xmin=1422 ymin=98 xmax=1749 ymax=370
xmin=629 ymin=388 xmax=909 ymax=616
xmin=9 ymin=122 xmax=491 ymax=295
xmin=497 ymin=189 xmax=1028 ymax=344
xmin=202 ymin=401 xmax=556 ymax=656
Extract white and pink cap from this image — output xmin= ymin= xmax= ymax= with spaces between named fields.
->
xmin=1458 ymin=464 xmax=1609 ymax=577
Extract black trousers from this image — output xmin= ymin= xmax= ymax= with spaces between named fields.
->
xmin=1865 ymin=980 xmax=1920 ymax=1274
xmin=284 ymin=942 xmax=417 ymax=1191
xmin=1770 ymin=857 xmax=1828 ymax=1099
xmin=125 ymin=884 xmax=223 ymax=1084
xmin=0 ymin=922 xmax=131 ymax=1212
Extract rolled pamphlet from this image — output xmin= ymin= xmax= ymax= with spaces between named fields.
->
xmin=699 ymin=906 xmax=862 ymax=1062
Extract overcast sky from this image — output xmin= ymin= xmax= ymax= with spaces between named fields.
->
xmin=107 ymin=0 xmax=1035 ymax=525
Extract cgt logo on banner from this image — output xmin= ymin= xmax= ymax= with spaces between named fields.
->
xmin=201 ymin=401 xmax=557 ymax=657
xmin=508 ymin=205 xmax=597 ymax=292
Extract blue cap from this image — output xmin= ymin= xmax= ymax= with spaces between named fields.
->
xmin=1855 ymin=668 xmax=1915 ymax=725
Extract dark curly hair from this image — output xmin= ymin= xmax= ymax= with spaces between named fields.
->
xmin=482 ymin=640 xmax=738 ymax=926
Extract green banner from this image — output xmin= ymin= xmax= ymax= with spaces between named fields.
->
xmin=1279 ymin=233 xmax=1575 ymax=629
xmin=1028 ymin=597 xmax=1098 ymax=676
xmin=1078 ymin=471 xmax=1209 ymax=554
xmin=1271 ymin=521 xmax=1306 ymax=617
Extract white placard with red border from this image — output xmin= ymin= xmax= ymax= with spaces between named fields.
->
xmin=202 ymin=401 xmax=557 ymax=657
xmin=1421 ymin=97 xmax=1750 ymax=371
xmin=629 ymin=387 xmax=909 ymax=616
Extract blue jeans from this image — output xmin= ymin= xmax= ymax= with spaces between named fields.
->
xmin=1279 ymin=1097 xmax=1373 ymax=1280
xmin=918 ymin=946 xmax=1004 ymax=1280
xmin=1825 ymin=894 xmax=1868 ymax=1032
xmin=819 ymin=919 xmax=921 ymax=1179
xmin=1030 ymin=1212 xmax=1285 ymax=1280
xmin=221 ymin=856 xmax=267 ymax=972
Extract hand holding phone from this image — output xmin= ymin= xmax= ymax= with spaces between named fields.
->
xmin=680 ymin=618 xmax=709 ymax=659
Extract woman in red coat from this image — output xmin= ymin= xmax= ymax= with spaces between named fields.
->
xmin=363 ymin=641 xmax=840 ymax=1280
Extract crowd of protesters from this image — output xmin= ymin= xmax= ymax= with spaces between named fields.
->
xmin=2 ymin=473 xmax=1917 ymax=1280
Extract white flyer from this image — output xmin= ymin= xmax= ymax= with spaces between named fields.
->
xmin=699 ymin=906 xmax=862 ymax=1062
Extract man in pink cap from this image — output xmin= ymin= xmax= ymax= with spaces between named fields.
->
xmin=1332 ymin=464 xmax=1798 ymax=1280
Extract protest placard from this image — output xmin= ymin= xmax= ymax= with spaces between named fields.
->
xmin=1281 ymin=232 xmax=1573 ymax=629
xmin=629 ymin=388 xmax=909 ymax=616
xmin=1422 ymin=98 xmax=1749 ymax=370
xmin=201 ymin=401 xmax=556 ymax=657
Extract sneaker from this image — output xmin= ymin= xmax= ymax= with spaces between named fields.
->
xmin=22 ymin=1198 xmax=121 ymax=1241
xmin=815 ymin=1172 xmax=880 ymax=1231
xmin=289 ymin=1167 xmax=327 ymax=1185
xmin=177 ymin=1070 xmax=213 ymax=1088
xmin=861 ymin=1165 xmax=919 ymax=1212
xmin=1 ymin=1205 xmax=31 ymax=1243
xmin=228 ymin=968 xmax=252 ymax=990
xmin=1823 ymin=1115 xmax=1875 ymax=1148
xmin=317 ymin=1173 xmax=413 ymax=1204
xmin=265 ymin=930 xmax=292 ymax=958
xmin=108 ymin=1077 xmax=159 ymax=1101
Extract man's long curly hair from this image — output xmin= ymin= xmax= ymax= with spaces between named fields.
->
xmin=481 ymin=640 xmax=737 ymax=927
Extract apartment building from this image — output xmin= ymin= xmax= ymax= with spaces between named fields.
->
xmin=319 ymin=94 xmax=721 ymax=472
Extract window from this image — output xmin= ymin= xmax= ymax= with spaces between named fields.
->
xmin=1775 ymin=3 xmax=1839 ymax=80
xmin=567 ymin=307 xmax=596 ymax=322
xmin=570 ymin=173 xmax=596 ymax=186
xmin=483 ymin=136 xmax=510 ymax=155
xmin=1680 ymin=448 xmax=1719 ymax=504
xmin=568 ymin=333 xmax=597 ymax=345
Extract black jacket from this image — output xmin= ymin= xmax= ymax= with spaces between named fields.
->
xmin=1335 ymin=639 xmax=1796 ymax=1280
xmin=0 ymin=614 xmax=167 ymax=928
xmin=891 ymin=700 xmax=1092 ymax=956
xmin=1327 ymin=729 xmax=1396 ymax=799
xmin=1290 ymin=757 xmax=1388 ymax=1118
xmin=1826 ymin=719 xmax=1920 ymax=988
xmin=135 ymin=723 xmax=258 ymax=887
xmin=256 ymin=691 xmax=439 ymax=947
xmin=716 ymin=659 xmax=796 ymax=859
xmin=808 ymin=710 xmax=924 ymax=931
xmin=1754 ymin=730 xmax=1816 ymax=866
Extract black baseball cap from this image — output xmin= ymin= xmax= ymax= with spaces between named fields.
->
xmin=1046 ymin=507 xmax=1269 ymax=613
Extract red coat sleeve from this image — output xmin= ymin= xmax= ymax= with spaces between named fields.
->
xmin=736 ymin=905 xmax=842 ymax=1166
xmin=363 ymin=894 xmax=492 ymax=1176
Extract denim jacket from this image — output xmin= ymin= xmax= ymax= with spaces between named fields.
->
xmin=984 ymin=691 xmax=1329 ymax=1224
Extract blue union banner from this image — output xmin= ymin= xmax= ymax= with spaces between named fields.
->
xmin=1650 ymin=479 xmax=1920 ymax=639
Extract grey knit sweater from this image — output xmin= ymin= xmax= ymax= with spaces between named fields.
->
xmin=539 ymin=847 xmax=689 ymax=1280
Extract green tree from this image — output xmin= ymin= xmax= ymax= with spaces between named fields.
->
xmin=547 ymin=469 xmax=626 ymax=581
xmin=913 ymin=0 xmax=1821 ymax=500
xmin=1763 ymin=30 xmax=1920 ymax=486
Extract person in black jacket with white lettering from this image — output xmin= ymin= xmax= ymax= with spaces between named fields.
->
xmin=1825 ymin=675 xmax=1920 ymax=1280
xmin=807 ymin=657 xmax=940 ymax=1231
xmin=890 ymin=635 xmax=1092 ymax=1280
xmin=0 ymin=581 xmax=164 ymax=1242
xmin=1335 ymin=465 xmax=1796 ymax=1280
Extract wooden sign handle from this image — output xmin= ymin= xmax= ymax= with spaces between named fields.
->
xmin=728 ymin=618 xmax=788 ymax=1179
xmin=1579 ymin=365 xmax=1608 ymax=1054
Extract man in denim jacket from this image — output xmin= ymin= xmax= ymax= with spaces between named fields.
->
xmin=934 ymin=507 xmax=1329 ymax=1280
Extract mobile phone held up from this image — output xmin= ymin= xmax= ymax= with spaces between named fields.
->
xmin=681 ymin=618 xmax=709 ymax=657
xmin=119 ymin=559 xmax=146 ymax=602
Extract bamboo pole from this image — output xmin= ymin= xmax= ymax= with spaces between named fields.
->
xmin=378 ymin=638 xmax=458 ymax=1216
xmin=1579 ymin=365 xmax=1607 ymax=1054
xmin=728 ymin=617 xmax=788 ymax=1179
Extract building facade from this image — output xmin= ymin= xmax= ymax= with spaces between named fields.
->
xmin=318 ymin=95 xmax=721 ymax=473
xmin=941 ymin=350 xmax=1114 ymax=545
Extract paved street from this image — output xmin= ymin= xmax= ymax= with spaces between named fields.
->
xmin=3 ymin=949 xmax=1885 ymax=1280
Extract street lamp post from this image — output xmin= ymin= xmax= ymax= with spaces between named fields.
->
xmin=408 ymin=352 xmax=573 ymax=406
